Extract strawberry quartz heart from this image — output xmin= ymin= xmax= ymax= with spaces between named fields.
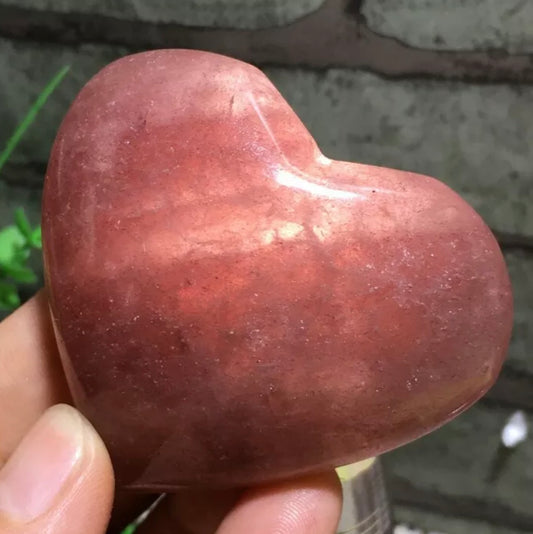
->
xmin=42 ymin=50 xmax=513 ymax=490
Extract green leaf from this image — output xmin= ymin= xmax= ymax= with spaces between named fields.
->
xmin=0 ymin=65 xmax=70 ymax=175
xmin=12 ymin=246 xmax=31 ymax=264
xmin=0 ymin=226 xmax=26 ymax=266
xmin=2 ymin=263 xmax=38 ymax=284
xmin=31 ymin=225 xmax=42 ymax=249
xmin=0 ymin=281 xmax=20 ymax=310
xmin=14 ymin=208 xmax=33 ymax=244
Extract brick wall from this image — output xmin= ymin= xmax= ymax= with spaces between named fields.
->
xmin=1 ymin=1 xmax=532 ymax=532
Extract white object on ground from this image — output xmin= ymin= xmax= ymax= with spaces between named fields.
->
xmin=501 ymin=410 xmax=529 ymax=448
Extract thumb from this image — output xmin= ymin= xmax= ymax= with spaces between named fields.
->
xmin=0 ymin=404 xmax=114 ymax=534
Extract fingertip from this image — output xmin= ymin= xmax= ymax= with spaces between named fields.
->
xmin=216 ymin=471 xmax=342 ymax=534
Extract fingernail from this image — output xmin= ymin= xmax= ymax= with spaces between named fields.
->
xmin=0 ymin=405 xmax=85 ymax=522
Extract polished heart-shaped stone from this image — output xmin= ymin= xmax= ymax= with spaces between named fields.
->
xmin=42 ymin=50 xmax=513 ymax=490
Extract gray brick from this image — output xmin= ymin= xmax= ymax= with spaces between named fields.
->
xmin=266 ymin=68 xmax=533 ymax=236
xmin=0 ymin=39 xmax=127 ymax=165
xmin=395 ymin=507 xmax=524 ymax=534
xmin=505 ymin=252 xmax=533 ymax=374
xmin=0 ymin=0 xmax=325 ymax=28
xmin=363 ymin=0 xmax=533 ymax=53
xmin=384 ymin=404 xmax=533 ymax=520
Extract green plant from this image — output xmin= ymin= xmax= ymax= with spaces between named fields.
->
xmin=0 ymin=65 xmax=69 ymax=309
xmin=0 ymin=65 xmax=70 ymax=173
xmin=0 ymin=209 xmax=42 ymax=309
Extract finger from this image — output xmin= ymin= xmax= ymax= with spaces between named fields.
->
xmin=136 ymin=471 xmax=341 ymax=534
xmin=0 ymin=290 xmax=70 ymax=463
xmin=135 ymin=488 xmax=241 ymax=534
xmin=216 ymin=472 xmax=342 ymax=534
xmin=0 ymin=291 xmax=155 ymax=530
xmin=0 ymin=404 xmax=114 ymax=534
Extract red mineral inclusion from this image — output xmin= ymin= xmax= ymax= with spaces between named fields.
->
xmin=42 ymin=50 xmax=513 ymax=490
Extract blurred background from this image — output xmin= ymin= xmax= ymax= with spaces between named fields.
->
xmin=0 ymin=1 xmax=532 ymax=532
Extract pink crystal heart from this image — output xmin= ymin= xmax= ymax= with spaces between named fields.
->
xmin=42 ymin=50 xmax=513 ymax=489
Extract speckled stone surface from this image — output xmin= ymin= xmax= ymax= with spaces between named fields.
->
xmin=363 ymin=0 xmax=533 ymax=52
xmin=43 ymin=50 xmax=512 ymax=489
xmin=0 ymin=0 xmax=326 ymax=28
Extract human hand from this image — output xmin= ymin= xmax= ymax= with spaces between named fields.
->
xmin=0 ymin=291 xmax=342 ymax=533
